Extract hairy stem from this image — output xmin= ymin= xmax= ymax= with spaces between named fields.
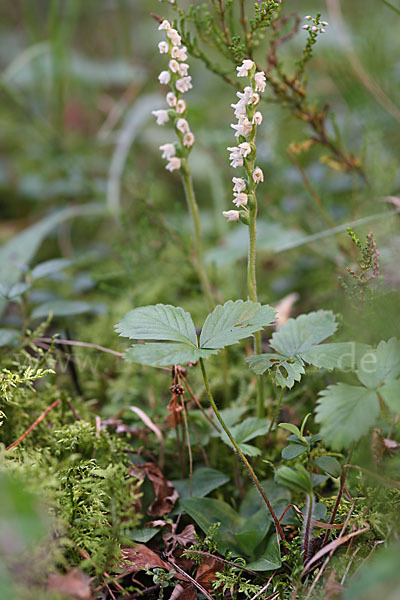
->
xmin=181 ymin=164 xmax=214 ymax=311
xmin=199 ymin=358 xmax=287 ymax=546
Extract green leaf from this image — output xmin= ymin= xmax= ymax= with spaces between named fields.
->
xmin=219 ymin=417 xmax=271 ymax=457
xmin=247 ymin=353 xmax=305 ymax=389
xmin=356 ymin=338 xmax=400 ymax=389
xmin=181 ymin=497 xmax=243 ymax=554
xmin=313 ymin=456 xmax=341 ymax=478
xmin=130 ymin=528 xmax=159 ymax=543
xmin=270 ymin=311 xmax=338 ymax=356
xmin=282 ymin=444 xmax=307 ymax=460
xmin=275 ymin=465 xmax=312 ymax=494
xmin=0 ymin=204 xmax=104 ymax=317
xmin=315 ymin=383 xmax=380 ymax=450
xmin=172 ymin=467 xmax=230 ymax=500
xmin=246 ymin=535 xmax=282 ymax=571
xmin=247 ymin=311 xmax=341 ymax=388
xmin=124 ymin=343 xmax=217 ymax=367
xmin=0 ymin=329 xmax=20 ymax=347
xmin=199 ymin=300 xmax=275 ymax=349
xmin=379 ymin=380 xmax=400 ymax=414
xmin=31 ymin=258 xmax=73 ymax=280
xmin=31 ymin=300 xmax=92 ymax=318
xmin=301 ymin=342 xmax=372 ymax=370
xmin=116 ymin=304 xmax=198 ymax=346
xmin=278 ymin=423 xmax=302 ymax=438
xmin=239 ymin=479 xmax=291 ymax=521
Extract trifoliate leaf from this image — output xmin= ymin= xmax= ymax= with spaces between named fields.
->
xmin=315 ymin=383 xmax=379 ymax=450
xmin=115 ymin=304 xmax=197 ymax=345
xmin=246 ymin=311 xmax=358 ymax=388
xmin=117 ymin=300 xmax=275 ymax=367
xmin=199 ymin=300 xmax=275 ymax=349
xmin=124 ymin=343 xmax=217 ymax=367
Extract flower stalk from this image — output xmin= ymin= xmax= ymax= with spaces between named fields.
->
xmin=224 ymin=59 xmax=267 ymax=417
xmin=153 ymin=20 xmax=214 ymax=310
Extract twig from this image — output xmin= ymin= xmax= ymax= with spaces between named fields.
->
xmin=34 ymin=337 xmax=123 ymax=357
xmin=6 ymin=398 xmax=62 ymax=450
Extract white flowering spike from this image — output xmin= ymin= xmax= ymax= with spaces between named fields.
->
xmin=166 ymin=157 xmax=181 ymax=172
xmin=236 ymin=59 xmax=255 ymax=77
xmin=231 ymin=117 xmax=252 ymax=138
xmin=223 ymin=210 xmax=240 ymax=222
xmin=167 ymin=28 xmax=182 ymax=46
xmin=176 ymin=77 xmax=192 ymax=93
xmin=252 ymin=167 xmax=264 ymax=183
xmin=238 ymin=142 xmax=252 ymax=157
xmin=159 ymin=143 xmax=176 ymax=159
xmin=176 ymin=118 xmax=190 ymax=133
xmin=232 ymin=177 xmax=246 ymax=193
xmin=169 ymin=59 xmax=180 ymax=73
xmin=254 ymin=72 xmax=266 ymax=93
xmin=176 ymin=99 xmax=187 ymax=114
xmin=158 ymin=20 xmax=171 ymax=31
xmin=158 ymin=41 xmax=169 ymax=54
xmin=152 ymin=109 xmax=170 ymax=125
xmin=183 ymin=132 xmax=195 ymax=147
xmin=253 ymin=112 xmax=263 ymax=125
xmin=233 ymin=192 xmax=248 ymax=207
xmin=158 ymin=71 xmax=171 ymax=85
xmin=166 ymin=92 xmax=177 ymax=107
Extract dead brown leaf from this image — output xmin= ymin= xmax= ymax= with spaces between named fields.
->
xmin=131 ymin=462 xmax=179 ymax=516
xmin=170 ymin=582 xmax=196 ymax=600
xmin=274 ymin=293 xmax=299 ymax=329
xmin=163 ymin=524 xmax=197 ymax=552
xmin=195 ymin=557 xmax=220 ymax=593
xmin=120 ymin=544 xmax=170 ymax=576
xmin=47 ymin=568 xmax=92 ymax=600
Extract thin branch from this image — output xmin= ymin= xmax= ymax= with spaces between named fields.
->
xmin=6 ymin=398 xmax=62 ymax=450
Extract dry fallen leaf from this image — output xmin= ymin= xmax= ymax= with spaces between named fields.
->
xmin=163 ymin=524 xmax=197 ymax=552
xmin=131 ymin=462 xmax=179 ymax=516
xmin=47 ymin=568 xmax=92 ymax=600
xmin=274 ymin=292 xmax=299 ymax=329
xmin=195 ymin=557 xmax=221 ymax=593
xmin=120 ymin=544 xmax=170 ymax=576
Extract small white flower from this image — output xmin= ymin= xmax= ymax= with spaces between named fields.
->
xmin=253 ymin=111 xmax=263 ymax=125
xmin=231 ymin=116 xmax=252 ymax=138
xmin=321 ymin=21 xmax=328 ymax=26
xmin=252 ymin=166 xmax=264 ymax=183
xmin=223 ymin=210 xmax=240 ymax=222
xmin=167 ymin=28 xmax=182 ymax=46
xmin=166 ymin=157 xmax=181 ymax=172
xmin=176 ymin=76 xmax=192 ymax=93
xmin=158 ymin=70 xmax=171 ymax=85
xmin=227 ymin=146 xmax=244 ymax=168
xmin=176 ymin=99 xmax=187 ymax=114
xmin=238 ymin=142 xmax=251 ymax=157
xmin=176 ymin=118 xmax=190 ymax=133
xmin=254 ymin=71 xmax=266 ymax=93
xmin=152 ymin=109 xmax=169 ymax=125
xmin=166 ymin=92 xmax=177 ymax=107
xmin=169 ymin=59 xmax=180 ymax=73
xmin=158 ymin=41 xmax=169 ymax=54
xmin=237 ymin=86 xmax=254 ymax=104
xmin=183 ymin=132 xmax=195 ymax=147
xmin=304 ymin=15 xmax=312 ymax=20
xmin=159 ymin=143 xmax=176 ymax=159
xmin=233 ymin=192 xmax=248 ymax=207
xmin=236 ymin=59 xmax=255 ymax=77
xmin=232 ymin=177 xmax=246 ymax=193
xmin=171 ymin=46 xmax=188 ymax=61
xmin=178 ymin=63 xmax=189 ymax=77
xmin=158 ymin=20 xmax=171 ymax=31
xmin=251 ymin=92 xmax=260 ymax=105
xmin=231 ymin=101 xmax=246 ymax=119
